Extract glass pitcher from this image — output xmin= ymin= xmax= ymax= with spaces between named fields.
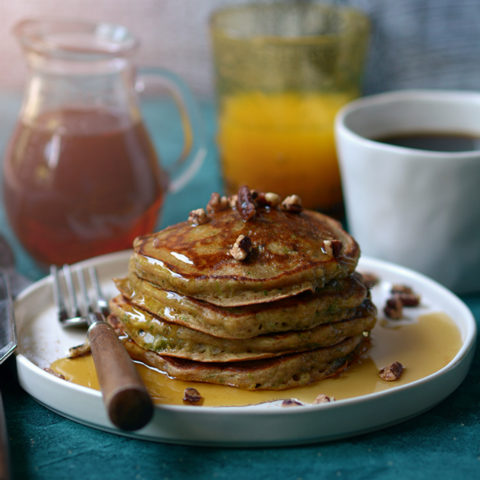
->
xmin=3 ymin=19 xmax=205 ymax=266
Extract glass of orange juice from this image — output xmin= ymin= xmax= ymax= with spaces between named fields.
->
xmin=210 ymin=3 xmax=370 ymax=215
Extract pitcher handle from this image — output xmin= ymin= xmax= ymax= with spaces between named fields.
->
xmin=137 ymin=67 xmax=207 ymax=194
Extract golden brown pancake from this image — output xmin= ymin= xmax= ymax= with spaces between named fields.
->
xmin=109 ymin=294 xmax=376 ymax=362
xmin=117 ymin=328 xmax=368 ymax=390
xmin=114 ymin=273 xmax=368 ymax=339
xmin=131 ymin=208 xmax=359 ymax=306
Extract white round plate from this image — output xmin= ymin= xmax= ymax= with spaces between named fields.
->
xmin=14 ymin=251 xmax=476 ymax=446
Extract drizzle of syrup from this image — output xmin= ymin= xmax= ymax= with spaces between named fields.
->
xmin=50 ymin=312 xmax=462 ymax=407
xmin=136 ymin=208 xmax=358 ymax=278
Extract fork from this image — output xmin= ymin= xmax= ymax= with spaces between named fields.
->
xmin=50 ymin=264 xmax=153 ymax=431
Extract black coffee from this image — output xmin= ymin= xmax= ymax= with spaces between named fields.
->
xmin=375 ymin=132 xmax=480 ymax=152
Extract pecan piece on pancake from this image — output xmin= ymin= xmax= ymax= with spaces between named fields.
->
xmin=229 ymin=234 xmax=252 ymax=261
xmin=183 ymin=387 xmax=204 ymax=405
xmin=251 ymin=190 xmax=268 ymax=208
xmin=281 ymin=194 xmax=303 ymax=213
xmin=236 ymin=185 xmax=256 ymax=221
xmin=322 ymin=239 xmax=342 ymax=258
xmin=264 ymin=192 xmax=282 ymax=208
xmin=188 ymin=208 xmax=209 ymax=226
xmin=228 ymin=194 xmax=238 ymax=209
xmin=206 ymin=192 xmax=229 ymax=214
xmin=383 ymin=296 xmax=403 ymax=319
xmin=313 ymin=393 xmax=335 ymax=404
xmin=281 ymin=399 xmax=304 ymax=407
xmin=378 ymin=361 xmax=404 ymax=381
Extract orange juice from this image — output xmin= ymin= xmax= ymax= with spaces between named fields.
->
xmin=217 ymin=91 xmax=357 ymax=211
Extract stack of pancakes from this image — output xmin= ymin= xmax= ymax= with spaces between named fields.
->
xmin=109 ymin=188 xmax=376 ymax=390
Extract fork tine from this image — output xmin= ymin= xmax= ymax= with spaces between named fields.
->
xmin=88 ymin=266 xmax=109 ymax=316
xmin=63 ymin=264 xmax=81 ymax=318
xmin=78 ymin=268 xmax=93 ymax=314
xmin=50 ymin=265 xmax=69 ymax=323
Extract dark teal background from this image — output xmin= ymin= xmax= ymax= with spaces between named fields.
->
xmin=0 ymin=93 xmax=479 ymax=479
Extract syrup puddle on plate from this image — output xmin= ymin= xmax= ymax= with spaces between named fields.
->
xmin=50 ymin=312 xmax=461 ymax=407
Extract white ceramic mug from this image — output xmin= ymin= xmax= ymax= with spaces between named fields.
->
xmin=335 ymin=90 xmax=480 ymax=293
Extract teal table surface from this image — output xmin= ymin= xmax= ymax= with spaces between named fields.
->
xmin=0 ymin=92 xmax=479 ymax=480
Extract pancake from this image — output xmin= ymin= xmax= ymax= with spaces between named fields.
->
xmin=131 ymin=207 xmax=359 ymax=306
xmin=115 ymin=325 xmax=368 ymax=390
xmin=114 ymin=273 xmax=368 ymax=339
xmin=108 ymin=187 xmax=376 ymax=391
xmin=109 ymin=294 xmax=376 ymax=362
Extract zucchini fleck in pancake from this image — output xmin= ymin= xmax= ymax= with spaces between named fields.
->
xmin=109 ymin=187 xmax=376 ymax=390
xmin=109 ymin=294 xmax=376 ymax=362
xmin=114 ymin=273 xmax=368 ymax=339
xmin=130 ymin=190 xmax=359 ymax=306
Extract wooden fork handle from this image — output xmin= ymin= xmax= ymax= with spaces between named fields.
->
xmin=88 ymin=321 xmax=153 ymax=431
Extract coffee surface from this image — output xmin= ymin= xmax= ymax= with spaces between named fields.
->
xmin=375 ymin=132 xmax=480 ymax=152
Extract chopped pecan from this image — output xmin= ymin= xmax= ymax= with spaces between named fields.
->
xmin=383 ymin=296 xmax=403 ymax=319
xmin=183 ymin=387 xmax=204 ymax=405
xmin=228 ymin=194 xmax=238 ymax=209
xmin=229 ymin=234 xmax=252 ymax=261
xmin=107 ymin=314 xmax=122 ymax=333
xmin=252 ymin=191 xmax=268 ymax=208
xmin=281 ymin=194 xmax=303 ymax=213
xmin=43 ymin=368 xmax=66 ymax=380
xmin=236 ymin=185 xmax=256 ymax=221
xmin=391 ymin=284 xmax=413 ymax=295
xmin=188 ymin=208 xmax=209 ymax=226
xmin=313 ymin=394 xmax=335 ymax=404
xmin=264 ymin=192 xmax=282 ymax=208
xmin=379 ymin=361 xmax=404 ymax=381
xmin=322 ymin=239 xmax=342 ymax=258
xmin=68 ymin=341 xmax=91 ymax=358
xmin=391 ymin=284 xmax=421 ymax=307
xmin=398 ymin=293 xmax=421 ymax=307
xmin=360 ymin=271 xmax=380 ymax=289
xmin=281 ymin=398 xmax=304 ymax=407
xmin=206 ymin=192 xmax=229 ymax=214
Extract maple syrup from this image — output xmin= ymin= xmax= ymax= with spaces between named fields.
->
xmin=50 ymin=312 xmax=462 ymax=407
xmin=3 ymin=108 xmax=167 ymax=265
